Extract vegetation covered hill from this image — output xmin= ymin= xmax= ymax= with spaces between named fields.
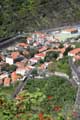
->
xmin=0 ymin=0 xmax=80 ymax=37
xmin=0 ymin=76 xmax=76 ymax=120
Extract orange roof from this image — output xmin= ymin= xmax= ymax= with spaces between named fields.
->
xmin=75 ymin=55 xmax=80 ymax=60
xmin=16 ymin=66 xmax=34 ymax=72
xmin=11 ymin=52 xmax=20 ymax=59
xmin=27 ymin=37 xmax=32 ymax=40
xmin=18 ymin=43 xmax=28 ymax=47
xmin=58 ymin=48 xmax=65 ymax=54
xmin=35 ymin=53 xmax=46 ymax=57
xmin=11 ymin=72 xmax=17 ymax=78
xmin=16 ymin=62 xmax=25 ymax=67
xmin=69 ymin=48 xmax=80 ymax=55
xmin=11 ymin=71 xmax=20 ymax=82
xmin=45 ymin=48 xmax=65 ymax=54
xmin=4 ymin=77 xmax=10 ymax=86
xmin=39 ymin=46 xmax=47 ymax=53
xmin=64 ymin=28 xmax=77 ymax=32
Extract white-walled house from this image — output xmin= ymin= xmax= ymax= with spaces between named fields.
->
xmin=0 ymin=72 xmax=9 ymax=80
xmin=6 ymin=57 xmax=14 ymax=65
xmin=16 ymin=66 xmax=35 ymax=76
xmin=28 ymin=57 xmax=40 ymax=65
xmin=34 ymin=53 xmax=46 ymax=60
xmin=16 ymin=67 xmax=27 ymax=76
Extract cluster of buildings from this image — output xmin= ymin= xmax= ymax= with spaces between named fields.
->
xmin=0 ymin=26 xmax=80 ymax=87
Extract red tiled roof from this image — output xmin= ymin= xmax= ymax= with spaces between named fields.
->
xmin=64 ymin=28 xmax=77 ymax=32
xmin=69 ymin=48 xmax=80 ymax=55
xmin=11 ymin=52 xmax=20 ymax=59
xmin=18 ymin=42 xmax=28 ymax=47
xmin=16 ymin=62 xmax=25 ymax=67
xmin=16 ymin=65 xmax=34 ymax=72
xmin=35 ymin=53 xmax=46 ymax=57
xmin=11 ymin=72 xmax=18 ymax=82
xmin=16 ymin=66 xmax=26 ymax=70
xmin=58 ymin=48 xmax=65 ymax=54
xmin=45 ymin=48 xmax=65 ymax=54
xmin=75 ymin=55 xmax=80 ymax=60
xmin=39 ymin=46 xmax=47 ymax=53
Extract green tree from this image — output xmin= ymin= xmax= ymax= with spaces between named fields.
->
xmin=45 ymin=51 xmax=59 ymax=62
xmin=31 ymin=69 xmax=37 ymax=77
xmin=29 ymin=47 xmax=38 ymax=58
xmin=2 ymin=64 xmax=17 ymax=73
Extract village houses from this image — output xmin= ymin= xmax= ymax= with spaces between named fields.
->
xmin=0 ymin=27 xmax=80 ymax=87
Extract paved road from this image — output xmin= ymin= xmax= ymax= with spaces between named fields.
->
xmin=0 ymin=22 xmax=80 ymax=49
xmin=68 ymin=57 xmax=80 ymax=85
xmin=12 ymin=70 xmax=32 ymax=98
xmin=74 ymin=86 xmax=80 ymax=120
xmin=68 ymin=57 xmax=80 ymax=120
xmin=41 ymin=23 xmax=80 ymax=33
xmin=0 ymin=33 xmax=29 ymax=48
xmin=0 ymin=23 xmax=80 ymax=48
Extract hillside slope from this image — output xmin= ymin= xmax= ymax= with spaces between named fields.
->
xmin=0 ymin=0 xmax=80 ymax=37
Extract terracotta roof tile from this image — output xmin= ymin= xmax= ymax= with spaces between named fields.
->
xmin=11 ymin=72 xmax=18 ymax=82
xmin=69 ymin=48 xmax=80 ymax=55
xmin=39 ymin=46 xmax=47 ymax=53
xmin=18 ymin=42 xmax=28 ymax=47
xmin=35 ymin=53 xmax=46 ymax=57
xmin=64 ymin=28 xmax=77 ymax=32
xmin=75 ymin=55 xmax=80 ymax=60
xmin=11 ymin=52 xmax=20 ymax=59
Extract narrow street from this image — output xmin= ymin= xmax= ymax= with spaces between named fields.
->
xmin=68 ymin=57 xmax=80 ymax=85
xmin=74 ymin=86 xmax=80 ymax=120
xmin=69 ymin=57 xmax=80 ymax=120
xmin=12 ymin=70 xmax=32 ymax=98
